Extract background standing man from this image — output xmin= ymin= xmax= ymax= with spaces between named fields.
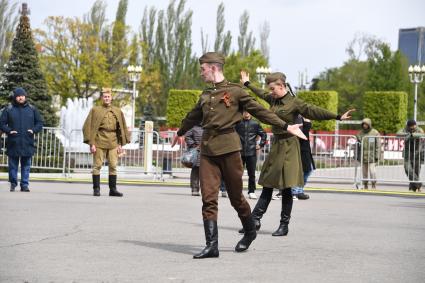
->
xmin=397 ymin=120 xmax=425 ymax=192
xmin=0 ymin=87 xmax=43 ymax=192
xmin=184 ymin=124 xmax=203 ymax=196
xmin=171 ymin=52 xmax=305 ymax=259
xmin=291 ymin=116 xmax=314 ymax=200
xmin=83 ymin=88 xmax=130 ymax=197
xmin=356 ymin=118 xmax=381 ymax=189
xmin=235 ymin=111 xmax=267 ymax=199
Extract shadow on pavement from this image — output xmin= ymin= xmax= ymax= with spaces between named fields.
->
xmin=120 ymin=240 xmax=202 ymax=256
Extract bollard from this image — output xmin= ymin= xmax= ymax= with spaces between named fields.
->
xmin=143 ymin=121 xmax=154 ymax=173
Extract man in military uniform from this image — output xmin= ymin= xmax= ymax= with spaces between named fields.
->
xmin=83 ymin=88 xmax=130 ymax=197
xmin=171 ymin=52 xmax=306 ymax=259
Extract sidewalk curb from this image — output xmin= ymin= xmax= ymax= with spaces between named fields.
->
xmin=2 ymin=176 xmax=424 ymax=198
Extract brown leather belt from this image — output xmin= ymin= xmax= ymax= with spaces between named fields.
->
xmin=204 ymin=128 xmax=235 ymax=137
xmin=273 ymin=133 xmax=294 ymax=140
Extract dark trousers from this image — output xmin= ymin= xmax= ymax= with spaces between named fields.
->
xmin=8 ymin=156 xmax=32 ymax=188
xmin=190 ymin=166 xmax=200 ymax=192
xmin=200 ymin=151 xmax=252 ymax=222
xmin=242 ymin=155 xmax=257 ymax=193
xmin=405 ymin=160 xmax=422 ymax=190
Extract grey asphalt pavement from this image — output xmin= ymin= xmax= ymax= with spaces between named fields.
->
xmin=1 ymin=182 xmax=424 ymax=283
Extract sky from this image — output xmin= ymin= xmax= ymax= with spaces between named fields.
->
xmin=23 ymin=0 xmax=425 ymax=86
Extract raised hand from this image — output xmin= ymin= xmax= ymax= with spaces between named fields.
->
xmin=171 ymin=135 xmax=180 ymax=148
xmin=341 ymin=109 xmax=356 ymax=120
xmin=240 ymin=70 xmax=250 ymax=84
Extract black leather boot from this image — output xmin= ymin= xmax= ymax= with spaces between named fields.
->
xmin=235 ymin=216 xmax=257 ymax=252
xmin=93 ymin=175 xmax=100 ymax=196
xmin=108 ymin=175 xmax=123 ymax=197
xmin=272 ymin=188 xmax=292 ymax=236
xmin=193 ymin=220 xmax=219 ymax=259
xmin=238 ymin=196 xmax=271 ymax=233
xmin=239 ymin=188 xmax=273 ymax=234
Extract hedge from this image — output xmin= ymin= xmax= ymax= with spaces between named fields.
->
xmin=363 ymin=91 xmax=407 ymax=133
xmin=297 ymin=91 xmax=338 ymax=131
xmin=167 ymin=89 xmax=202 ymax=128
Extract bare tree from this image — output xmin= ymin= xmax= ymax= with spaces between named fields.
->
xmin=0 ymin=0 xmax=18 ymax=69
xmin=238 ymin=10 xmax=255 ymax=57
xmin=259 ymin=21 xmax=270 ymax=61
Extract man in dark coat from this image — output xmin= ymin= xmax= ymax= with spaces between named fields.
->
xmin=397 ymin=120 xmax=425 ymax=192
xmin=235 ymin=111 xmax=267 ymax=199
xmin=185 ymin=124 xmax=203 ymax=196
xmin=0 ymin=87 xmax=43 ymax=192
xmin=292 ymin=117 xmax=315 ymax=200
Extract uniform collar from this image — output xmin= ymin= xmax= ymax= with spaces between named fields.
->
xmin=212 ymin=79 xmax=228 ymax=88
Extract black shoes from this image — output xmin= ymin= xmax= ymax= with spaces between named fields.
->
xmin=297 ymin=193 xmax=310 ymax=200
xmin=10 ymin=184 xmax=16 ymax=192
xmin=20 ymin=187 xmax=30 ymax=192
xmin=193 ymin=220 xmax=219 ymax=259
xmin=235 ymin=217 xmax=257 ymax=252
xmin=272 ymin=223 xmax=289 ymax=236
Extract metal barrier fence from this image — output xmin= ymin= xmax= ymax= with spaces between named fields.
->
xmin=0 ymin=127 xmax=66 ymax=173
xmin=1 ymin=128 xmax=424 ymax=188
xmin=66 ymin=129 xmax=162 ymax=178
xmin=358 ymin=135 xmax=425 ymax=188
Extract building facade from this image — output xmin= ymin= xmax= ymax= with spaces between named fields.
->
xmin=398 ymin=27 xmax=425 ymax=65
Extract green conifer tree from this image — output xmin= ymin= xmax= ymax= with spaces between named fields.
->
xmin=0 ymin=3 xmax=57 ymax=126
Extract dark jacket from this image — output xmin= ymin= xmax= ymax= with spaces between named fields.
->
xmin=397 ymin=126 xmax=425 ymax=163
xmin=299 ymin=119 xmax=315 ymax=173
xmin=235 ymin=118 xmax=267 ymax=156
xmin=185 ymin=125 xmax=203 ymax=167
xmin=0 ymin=101 xmax=43 ymax=157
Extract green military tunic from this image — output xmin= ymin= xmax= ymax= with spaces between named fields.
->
xmin=246 ymin=83 xmax=339 ymax=188
xmin=177 ymin=80 xmax=288 ymax=156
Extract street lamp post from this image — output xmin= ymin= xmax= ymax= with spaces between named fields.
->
xmin=255 ymin=66 xmax=272 ymax=89
xmin=127 ymin=65 xmax=142 ymax=129
xmin=408 ymin=64 xmax=425 ymax=121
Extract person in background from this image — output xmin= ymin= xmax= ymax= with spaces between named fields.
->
xmin=356 ymin=118 xmax=381 ymax=189
xmin=83 ymin=88 xmax=130 ymax=197
xmin=397 ymin=120 xmax=425 ymax=192
xmin=292 ymin=116 xmax=314 ymax=200
xmin=235 ymin=111 xmax=267 ymax=199
xmin=185 ymin=124 xmax=203 ymax=196
xmin=220 ymin=179 xmax=227 ymax=197
xmin=0 ymin=87 xmax=43 ymax=192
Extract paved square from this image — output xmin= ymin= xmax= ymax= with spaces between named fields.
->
xmin=1 ymin=182 xmax=424 ymax=282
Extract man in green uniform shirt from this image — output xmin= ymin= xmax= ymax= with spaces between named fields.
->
xmin=83 ymin=88 xmax=130 ymax=197
xmin=171 ymin=52 xmax=306 ymax=259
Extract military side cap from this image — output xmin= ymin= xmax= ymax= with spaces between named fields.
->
xmin=265 ymin=72 xmax=287 ymax=84
xmin=199 ymin=52 xmax=225 ymax=65
xmin=101 ymin=87 xmax=112 ymax=94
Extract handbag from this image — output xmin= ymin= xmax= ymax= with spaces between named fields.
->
xmin=181 ymin=147 xmax=199 ymax=168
